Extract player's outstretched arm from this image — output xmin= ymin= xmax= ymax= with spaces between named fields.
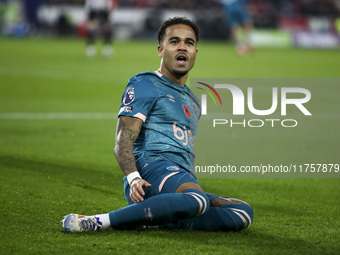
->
xmin=114 ymin=116 xmax=151 ymax=203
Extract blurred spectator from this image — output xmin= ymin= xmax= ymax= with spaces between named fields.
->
xmin=20 ymin=0 xmax=340 ymax=41
xmin=41 ymin=0 xmax=340 ymax=17
xmin=85 ymin=0 xmax=118 ymax=58
xmin=251 ymin=0 xmax=278 ymax=28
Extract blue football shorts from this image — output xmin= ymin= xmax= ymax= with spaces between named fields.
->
xmin=123 ymin=158 xmax=205 ymax=205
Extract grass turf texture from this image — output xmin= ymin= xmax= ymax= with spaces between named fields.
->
xmin=0 ymin=38 xmax=339 ymax=255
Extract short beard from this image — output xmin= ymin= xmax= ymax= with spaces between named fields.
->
xmin=172 ymin=70 xmax=188 ymax=78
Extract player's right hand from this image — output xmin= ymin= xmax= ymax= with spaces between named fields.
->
xmin=129 ymin=178 xmax=151 ymax=203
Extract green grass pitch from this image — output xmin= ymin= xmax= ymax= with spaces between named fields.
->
xmin=0 ymin=38 xmax=339 ymax=255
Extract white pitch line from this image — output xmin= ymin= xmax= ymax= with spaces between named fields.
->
xmin=0 ymin=66 xmax=113 ymax=83
xmin=0 ymin=112 xmax=117 ymax=119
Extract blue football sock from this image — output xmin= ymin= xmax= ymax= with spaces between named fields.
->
xmin=164 ymin=203 xmax=253 ymax=231
xmin=108 ymin=189 xmax=209 ymax=228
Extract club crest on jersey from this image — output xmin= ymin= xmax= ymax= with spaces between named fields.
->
xmin=182 ymin=104 xmax=191 ymax=118
xmin=123 ymin=88 xmax=135 ymax=105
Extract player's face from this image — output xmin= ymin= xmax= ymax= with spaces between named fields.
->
xmin=158 ymin=24 xmax=198 ymax=81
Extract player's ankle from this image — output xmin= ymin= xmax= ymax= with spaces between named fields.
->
xmin=94 ymin=213 xmax=111 ymax=230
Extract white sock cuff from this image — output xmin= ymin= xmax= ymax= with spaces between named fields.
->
xmin=95 ymin=213 xmax=111 ymax=230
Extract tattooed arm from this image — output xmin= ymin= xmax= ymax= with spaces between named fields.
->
xmin=114 ymin=116 xmax=151 ymax=203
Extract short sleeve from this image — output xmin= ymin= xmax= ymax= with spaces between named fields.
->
xmin=118 ymin=74 xmax=159 ymax=122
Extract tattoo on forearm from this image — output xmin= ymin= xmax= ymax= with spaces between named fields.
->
xmin=114 ymin=116 xmax=143 ymax=176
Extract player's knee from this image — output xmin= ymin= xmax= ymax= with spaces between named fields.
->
xmin=228 ymin=203 xmax=253 ymax=231
xmin=183 ymin=189 xmax=210 ymax=216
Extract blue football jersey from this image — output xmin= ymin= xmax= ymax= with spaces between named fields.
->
xmin=118 ymin=71 xmax=201 ymax=174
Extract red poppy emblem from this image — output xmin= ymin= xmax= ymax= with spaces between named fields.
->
xmin=182 ymin=104 xmax=191 ymax=118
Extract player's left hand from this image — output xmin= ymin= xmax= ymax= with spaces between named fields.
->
xmin=129 ymin=178 xmax=151 ymax=203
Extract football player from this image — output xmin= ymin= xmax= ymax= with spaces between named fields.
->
xmin=85 ymin=0 xmax=118 ymax=57
xmin=62 ymin=17 xmax=253 ymax=232
xmin=221 ymin=0 xmax=254 ymax=56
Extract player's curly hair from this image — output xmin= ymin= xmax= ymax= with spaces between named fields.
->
xmin=157 ymin=17 xmax=199 ymax=44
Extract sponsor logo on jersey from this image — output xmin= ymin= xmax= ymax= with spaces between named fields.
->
xmin=166 ymin=166 xmax=180 ymax=171
xmin=182 ymin=104 xmax=191 ymax=118
xmin=119 ymin=106 xmax=133 ymax=114
xmin=123 ymin=87 xmax=135 ymax=105
xmin=173 ymin=122 xmax=195 ymax=147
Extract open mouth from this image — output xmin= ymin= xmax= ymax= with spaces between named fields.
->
xmin=176 ymin=54 xmax=187 ymax=66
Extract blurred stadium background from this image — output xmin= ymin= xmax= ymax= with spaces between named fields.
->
xmin=1 ymin=0 xmax=340 ymax=48
xmin=1 ymin=1 xmax=340 ymax=254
